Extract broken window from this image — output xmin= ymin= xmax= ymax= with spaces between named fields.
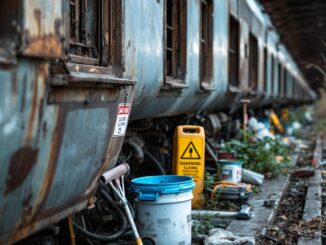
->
xmin=283 ymin=69 xmax=287 ymax=97
xmin=263 ymin=47 xmax=268 ymax=93
xmin=278 ymin=63 xmax=283 ymax=96
xmin=200 ymin=0 xmax=213 ymax=87
xmin=69 ymin=0 xmax=122 ymax=67
xmin=228 ymin=15 xmax=240 ymax=87
xmin=164 ymin=0 xmax=187 ymax=83
xmin=271 ymin=55 xmax=275 ymax=95
xmin=248 ymin=33 xmax=258 ymax=91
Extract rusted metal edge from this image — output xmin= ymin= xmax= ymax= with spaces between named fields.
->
xmin=6 ymin=200 xmax=88 ymax=245
xmin=228 ymin=84 xmax=242 ymax=93
xmin=0 ymin=56 xmax=17 ymax=65
xmin=260 ymin=174 xmax=291 ymax=237
xmin=51 ymin=73 xmax=135 ymax=87
xmin=161 ymin=79 xmax=189 ymax=90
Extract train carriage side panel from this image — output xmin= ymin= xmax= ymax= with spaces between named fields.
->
xmin=0 ymin=1 xmax=135 ymax=243
xmin=125 ymin=0 xmax=228 ymax=120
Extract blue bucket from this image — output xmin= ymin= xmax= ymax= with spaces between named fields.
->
xmin=130 ymin=175 xmax=195 ymax=201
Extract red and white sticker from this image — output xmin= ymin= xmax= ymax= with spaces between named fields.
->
xmin=113 ymin=103 xmax=131 ymax=137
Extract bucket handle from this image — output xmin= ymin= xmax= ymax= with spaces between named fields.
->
xmin=138 ymin=191 xmax=160 ymax=201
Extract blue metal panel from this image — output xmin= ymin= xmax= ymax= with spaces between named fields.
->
xmin=0 ymin=60 xmax=58 ymax=240
xmin=44 ymin=107 xmax=110 ymax=208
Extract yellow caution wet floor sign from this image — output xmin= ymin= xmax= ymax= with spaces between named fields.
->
xmin=173 ymin=125 xmax=205 ymax=208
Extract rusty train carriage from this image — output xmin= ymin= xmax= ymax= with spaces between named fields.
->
xmin=0 ymin=0 xmax=317 ymax=244
xmin=0 ymin=1 xmax=135 ymax=244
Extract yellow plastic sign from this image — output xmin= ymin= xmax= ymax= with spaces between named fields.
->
xmin=173 ymin=125 xmax=205 ymax=208
xmin=270 ymin=110 xmax=284 ymax=134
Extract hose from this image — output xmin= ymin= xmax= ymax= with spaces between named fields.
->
xmin=73 ymin=189 xmax=129 ymax=242
xmin=143 ymin=148 xmax=166 ymax=175
xmin=126 ymin=139 xmax=144 ymax=164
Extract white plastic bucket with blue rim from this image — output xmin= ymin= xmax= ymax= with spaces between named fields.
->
xmin=218 ymin=160 xmax=243 ymax=183
xmin=130 ymin=175 xmax=195 ymax=245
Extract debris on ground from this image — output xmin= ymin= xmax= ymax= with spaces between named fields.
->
xmin=204 ymin=228 xmax=255 ymax=245
xmin=288 ymin=216 xmax=325 ymax=237
xmin=257 ymin=176 xmax=308 ymax=244
xmin=292 ymin=168 xmax=315 ymax=177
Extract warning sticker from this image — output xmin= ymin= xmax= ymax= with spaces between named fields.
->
xmin=181 ymin=141 xmax=201 ymax=159
xmin=113 ymin=103 xmax=131 ymax=137
xmin=177 ymin=139 xmax=204 ymax=182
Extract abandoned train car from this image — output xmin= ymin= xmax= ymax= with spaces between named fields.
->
xmin=0 ymin=0 xmax=316 ymax=244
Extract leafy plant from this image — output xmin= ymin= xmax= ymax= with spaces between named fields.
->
xmin=225 ymin=130 xmax=291 ymax=177
xmin=203 ymin=172 xmax=219 ymax=209
xmin=192 ymin=214 xmax=215 ymax=235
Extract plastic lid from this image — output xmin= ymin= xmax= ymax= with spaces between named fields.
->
xmin=218 ymin=159 xmax=243 ymax=165
xmin=130 ymin=175 xmax=195 ymax=201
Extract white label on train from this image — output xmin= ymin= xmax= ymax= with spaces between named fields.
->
xmin=113 ymin=103 xmax=131 ymax=137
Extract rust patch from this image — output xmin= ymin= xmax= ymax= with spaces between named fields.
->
xmin=33 ymin=106 xmax=65 ymax=216
xmin=36 ymin=98 xmax=44 ymax=143
xmin=23 ymin=34 xmax=62 ymax=58
xmin=20 ymin=191 xmax=34 ymax=226
xmin=34 ymin=9 xmax=41 ymax=35
xmin=21 ymin=75 xmax=27 ymax=113
xmin=26 ymin=74 xmax=38 ymax=144
xmin=12 ymin=72 xmax=17 ymax=96
xmin=21 ymin=8 xmax=62 ymax=58
xmin=42 ymin=122 xmax=47 ymax=139
xmin=5 ymin=146 xmax=39 ymax=195
xmin=11 ymin=72 xmax=17 ymax=105
xmin=54 ymin=18 xmax=61 ymax=38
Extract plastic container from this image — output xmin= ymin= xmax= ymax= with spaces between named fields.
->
xmin=173 ymin=125 xmax=205 ymax=208
xmin=217 ymin=151 xmax=237 ymax=160
xmin=218 ymin=160 xmax=242 ymax=183
xmin=131 ymin=175 xmax=195 ymax=245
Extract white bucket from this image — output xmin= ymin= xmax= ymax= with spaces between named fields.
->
xmin=130 ymin=175 xmax=195 ymax=245
xmin=218 ymin=160 xmax=242 ymax=183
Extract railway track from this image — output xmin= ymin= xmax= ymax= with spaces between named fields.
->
xmin=256 ymin=136 xmax=325 ymax=245
xmin=220 ymin=134 xmax=324 ymax=245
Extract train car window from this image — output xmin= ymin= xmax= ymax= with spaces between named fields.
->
xmin=278 ymin=63 xmax=283 ymax=97
xmin=263 ymin=47 xmax=268 ymax=93
xmin=248 ymin=33 xmax=258 ymax=91
xmin=200 ymin=0 xmax=213 ymax=87
xmin=271 ymin=55 xmax=275 ymax=95
xmin=283 ymin=69 xmax=287 ymax=97
xmin=69 ymin=0 xmax=122 ymax=67
xmin=292 ymin=79 xmax=295 ymax=98
xmin=164 ymin=0 xmax=187 ymax=83
xmin=292 ymin=76 xmax=295 ymax=98
xmin=228 ymin=15 xmax=240 ymax=87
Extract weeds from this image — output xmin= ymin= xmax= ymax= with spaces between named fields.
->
xmin=225 ymin=131 xmax=291 ymax=177
xmin=192 ymin=214 xmax=215 ymax=235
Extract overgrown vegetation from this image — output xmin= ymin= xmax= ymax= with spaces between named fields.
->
xmin=203 ymin=172 xmax=220 ymax=209
xmin=225 ymin=131 xmax=292 ymax=177
xmin=192 ymin=214 xmax=215 ymax=236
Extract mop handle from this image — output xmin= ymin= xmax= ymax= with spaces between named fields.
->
xmin=101 ymin=163 xmax=130 ymax=184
